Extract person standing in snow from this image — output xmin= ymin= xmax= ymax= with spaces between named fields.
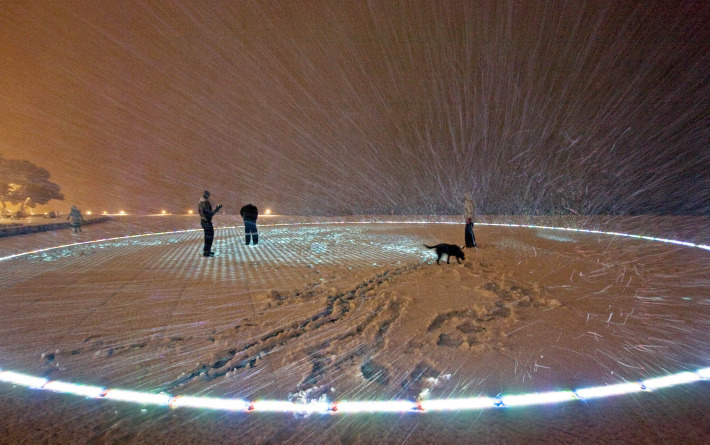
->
xmin=239 ymin=203 xmax=259 ymax=245
xmin=464 ymin=194 xmax=477 ymax=248
xmin=198 ymin=190 xmax=222 ymax=257
xmin=66 ymin=205 xmax=85 ymax=233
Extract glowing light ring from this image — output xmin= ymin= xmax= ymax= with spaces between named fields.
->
xmin=1 ymin=221 xmax=708 ymax=414
xmin=0 ymin=368 xmax=709 ymax=413
xmin=1 ymin=221 xmax=708 ymax=264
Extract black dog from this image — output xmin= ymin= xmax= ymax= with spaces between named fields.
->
xmin=424 ymin=244 xmax=465 ymax=264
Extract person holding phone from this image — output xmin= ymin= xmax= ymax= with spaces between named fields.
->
xmin=198 ymin=190 xmax=222 ymax=257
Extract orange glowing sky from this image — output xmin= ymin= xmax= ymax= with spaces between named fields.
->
xmin=1 ymin=1 xmax=708 ymax=215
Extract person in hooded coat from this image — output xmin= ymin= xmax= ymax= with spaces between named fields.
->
xmin=239 ymin=203 xmax=258 ymax=245
xmin=66 ymin=206 xmax=85 ymax=233
xmin=198 ymin=190 xmax=222 ymax=257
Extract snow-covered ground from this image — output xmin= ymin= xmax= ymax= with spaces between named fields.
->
xmin=1 ymin=215 xmax=708 ymax=444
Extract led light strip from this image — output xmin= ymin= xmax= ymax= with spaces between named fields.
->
xmin=0 ymin=367 xmax=709 ymax=413
xmin=0 ymin=221 xmax=708 ymax=414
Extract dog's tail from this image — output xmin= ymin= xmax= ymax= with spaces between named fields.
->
xmin=423 ymin=244 xmax=436 ymax=249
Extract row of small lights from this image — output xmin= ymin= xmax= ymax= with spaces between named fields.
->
xmin=77 ymin=209 xmax=274 ymax=216
xmin=0 ymin=221 xmax=708 ymax=414
xmin=0 ymin=210 xmax=274 ymax=216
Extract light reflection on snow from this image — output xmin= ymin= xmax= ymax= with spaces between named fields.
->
xmin=2 ymin=221 xmax=708 ymax=267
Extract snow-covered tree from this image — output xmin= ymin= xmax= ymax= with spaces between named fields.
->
xmin=0 ymin=156 xmax=64 ymax=213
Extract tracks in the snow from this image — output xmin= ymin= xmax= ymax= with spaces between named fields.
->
xmin=160 ymin=264 xmax=421 ymax=392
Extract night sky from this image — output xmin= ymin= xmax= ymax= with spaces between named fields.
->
xmin=1 ymin=1 xmax=708 ymax=215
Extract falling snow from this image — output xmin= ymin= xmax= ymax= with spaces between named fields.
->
xmin=1 ymin=0 xmax=709 ymax=443
xmin=1 ymin=1 xmax=708 ymax=216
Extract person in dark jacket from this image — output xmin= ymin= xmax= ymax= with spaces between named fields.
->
xmin=198 ymin=190 xmax=222 ymax=257
xmin=66 ymin=206 xmax=85 ymax=233
xmin=239 ymin=203 xmax=258 ymax=245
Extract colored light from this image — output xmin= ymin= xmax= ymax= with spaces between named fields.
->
xmin=0 ymin=367 xmax=707 ymax=415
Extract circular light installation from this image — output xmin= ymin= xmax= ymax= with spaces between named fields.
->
xmin=0 ymin=221 xmax=708 ymax=414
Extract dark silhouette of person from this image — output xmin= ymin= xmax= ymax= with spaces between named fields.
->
xmin=198 ymin=190 xmax=222 ymax=257
xmin=464 ymin=194 xmax=477 ymax=248
xmin=465 ymin=217 xmax=477 ymax=248
xmin=66 ymin=205 xmax=85 ymax=233
xmin=239 ymin=203 xmax=258 ymax=245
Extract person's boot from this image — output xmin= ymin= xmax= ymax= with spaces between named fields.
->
xmin=245 ymin=234 xmax=251 ymax=245
xmin=253 ymin=234 xmax=258 ymax=245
